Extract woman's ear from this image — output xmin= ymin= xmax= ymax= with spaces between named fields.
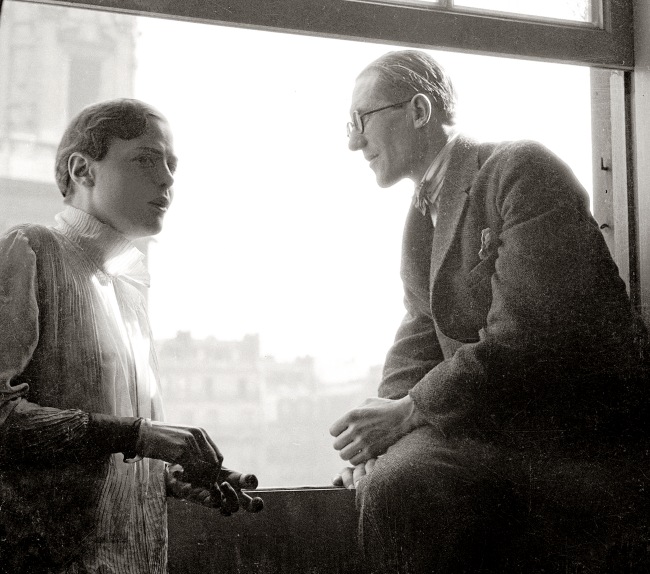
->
xmin=68 ymin=153 xmax=95 ymax=189
xmin=412 ymin=94 xmax=432 ymax=128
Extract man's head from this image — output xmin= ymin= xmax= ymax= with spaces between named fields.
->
xmin=55 ymin=98 xmax=177 ymax=239
xmin=347 ymin=50 xmax=457 ymax=187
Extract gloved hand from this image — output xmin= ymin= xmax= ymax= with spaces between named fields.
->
xmin=136 ymin=419 xmax=223 ymax=489
xmin=216 ymin=467 xmax=264 ymax=514
xmin=166 ymin=463 xmax=264 ymax=515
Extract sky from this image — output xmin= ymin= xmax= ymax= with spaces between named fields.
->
xmin=132 ymin=15 xmax=592 ymax=380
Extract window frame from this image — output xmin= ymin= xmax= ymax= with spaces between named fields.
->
xmin=11 ymin=0 xmax=633 ymax=69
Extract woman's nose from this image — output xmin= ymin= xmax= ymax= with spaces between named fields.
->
xmin=159 ymin=164 xmax=174 ymax=188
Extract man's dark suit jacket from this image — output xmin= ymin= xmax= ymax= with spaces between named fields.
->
xmin=380 ymin=135 xmax=648 ymax=448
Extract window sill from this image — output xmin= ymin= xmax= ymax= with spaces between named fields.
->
xmin=168 ymin=487 xmax=364 ymax=574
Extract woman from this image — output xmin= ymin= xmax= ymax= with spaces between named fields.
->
xmin=0 ymin=99 xmax=245 ymax=573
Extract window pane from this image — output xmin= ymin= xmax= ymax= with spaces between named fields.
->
xmin=0 ymin=0 xmax=591 ymax=487
xmin=455 ymin=0 xmax=595 ymax=23
xmin=355 ymin=0 xmax=442 ymax=5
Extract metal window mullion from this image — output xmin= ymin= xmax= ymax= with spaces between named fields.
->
xmin=633 ymin=0 xmax=650 ymax=325
xmin=590 ymin=68 xmax=637 ymax=301
xmin=592 ymin=0 xmax=604 ymax=28
xmin=609 ymin=71 xmax=633 ymax=295
xmin=610 ymin=71 xmax=638 ymax=304
xmin=591 ymin=69 xmax=615 ymax=258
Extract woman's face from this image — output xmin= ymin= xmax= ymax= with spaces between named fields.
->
xmin=85 ymin=117 xmax=177 ymax=239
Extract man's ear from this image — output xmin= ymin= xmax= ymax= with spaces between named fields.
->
xmin=411 ymin=94 xmax=432 ymax=128
xmin=68 ymin=153 xmax=95 ymax=189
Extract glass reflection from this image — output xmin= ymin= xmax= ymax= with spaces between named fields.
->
xmin=455 ymin=0 xmax=594 ymax=23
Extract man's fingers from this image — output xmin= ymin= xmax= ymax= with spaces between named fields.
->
xmin=334 ymin=461 xmax=375 ymax=490
xmin=352 ymin=463 xmax=367 ymax=486
xmin=340 ymin=440 xmax=365 ymax=462
xmin=336 ymin=466 xmax=355 ymax=488
xmin=332 ymin=429 xmax=355 ymax=452
xmin=329 ymin=415 xmax=351 ymax=438
xmin=349 ymin=452 xmax=367 ymax=466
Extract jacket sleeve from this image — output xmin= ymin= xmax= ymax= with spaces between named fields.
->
xmin=379 ymin=285 xmax=444 ymax=400
xmin=0 ymin=229 xmax=139 ymax=464
xmin=407 ymin=142 xmax=646 ymax=436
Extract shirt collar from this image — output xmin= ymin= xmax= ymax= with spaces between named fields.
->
xmin=54 ymin=206 xmax=150 ymax=287
xmin=412 ymin=130 xmax=459 ymax=216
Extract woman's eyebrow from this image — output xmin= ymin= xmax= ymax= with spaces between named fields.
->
xmin=135 ymin=146 xmax=164 ymax=155
xmin=135 ymin=146 xmax=178 ymax=165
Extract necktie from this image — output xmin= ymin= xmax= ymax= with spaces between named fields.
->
xmin=412 ymin=133 xmax=457 ymax=217
xmin=412 ymin=165 xmax=446 ymax=218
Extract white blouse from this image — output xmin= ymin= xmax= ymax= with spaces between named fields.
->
xmin=0 ymin=206 xmax=168 ymax=573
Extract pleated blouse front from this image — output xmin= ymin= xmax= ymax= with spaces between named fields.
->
xmin=0 ymin=207 xmax=168 ymax=573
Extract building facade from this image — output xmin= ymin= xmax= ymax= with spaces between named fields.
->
xmin=0 ymin=2 xmax=137 ymax=233
xmin=156 ymin=332 xmax=380 ymax=487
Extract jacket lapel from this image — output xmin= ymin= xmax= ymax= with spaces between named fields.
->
xmin=430 ymin=136 xmax=481 ymax=284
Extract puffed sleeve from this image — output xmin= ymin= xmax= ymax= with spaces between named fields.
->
xmin=0 ymin=228 xmax=141 ymax=464
xmin=0 ymin=229 xmax=39 ymax=423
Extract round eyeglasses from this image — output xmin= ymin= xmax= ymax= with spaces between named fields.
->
xmin=346 ymin=99 xmax=412 ymax=137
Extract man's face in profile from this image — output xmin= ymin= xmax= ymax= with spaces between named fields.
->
xmin=348 ymin=70 xmax=417 ymax=188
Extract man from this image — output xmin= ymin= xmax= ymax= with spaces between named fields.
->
xmin=330 ymin=50 xmax=649 ymax=573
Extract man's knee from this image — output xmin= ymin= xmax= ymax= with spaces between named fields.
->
xmin=355 ymin=433 xmax=513 ymax=573
xmin=357 ymin=430 xmax=507 ymax=529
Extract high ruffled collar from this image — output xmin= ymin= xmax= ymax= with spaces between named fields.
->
xmin=54 ymin=206 xmax=150 ymax=287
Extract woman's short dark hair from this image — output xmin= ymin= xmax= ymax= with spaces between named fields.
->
xmin=55 ymin=98 xmax=165 ymax=197
xmin=362 ymin=50 xmax=457 ymax=125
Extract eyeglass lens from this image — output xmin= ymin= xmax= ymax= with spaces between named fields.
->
xmin=347 ymin=111 xmax=363 ymax=137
